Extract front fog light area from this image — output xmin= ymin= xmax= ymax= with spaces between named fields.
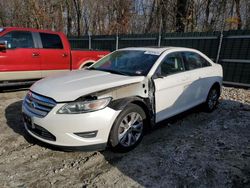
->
xmin=57 ymin=97 xmax=112 ymax=114
xmin=74 ymin=131 xmax=98 ymax=138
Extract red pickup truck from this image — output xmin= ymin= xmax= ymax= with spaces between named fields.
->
xmin=0 ymin=27 xmax=109 ymax=87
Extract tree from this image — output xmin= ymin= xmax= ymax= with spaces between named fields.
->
xmin=234 ymin=0 xmax=242 ymax=29
xmin=0 ymin=0 xmax=248 ymax=35
xmin=205 ymin=0 xmax=212 ymax=31
xmin=247 ymin=0 xmax=250 ymax=29
xmin=72 ymin=0 xmax=83 ymax=37
xmin=176 ymin=0 xmax=187 ymax=32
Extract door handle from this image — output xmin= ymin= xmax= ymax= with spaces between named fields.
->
xmin=62 ymin=53 xmax=68 ymax=57
xmin=32 ymin=52 xmax=40 ymax=57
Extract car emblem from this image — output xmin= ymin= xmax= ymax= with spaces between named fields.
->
xmin=31 ymin=122 xmax=35 ymax=129
xmin=28 ymin=91 xmax=32 ymax=97
xmin=31 ymin=102 xmax=37 ymax=108
xmin=30 ymin=118 xmax=35 ymax=129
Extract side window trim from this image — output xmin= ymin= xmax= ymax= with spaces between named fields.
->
xmin=32 ymin=32 xmax=43 ymax=48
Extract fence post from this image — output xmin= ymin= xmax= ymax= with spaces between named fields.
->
xmin=88 ymin=34 xmax=91 ymax=50
xmin=158 ymin=18 xmax=162 ymax=47
xmin=216 ymin=1 xmax=226 ymax=64
xmin=116 ymin=33 xmax=119 ymax=50
xmin=158 ymin=33 xmax=161 ymax=47
xmin=216 ymin=31 xmax=223 ymax=64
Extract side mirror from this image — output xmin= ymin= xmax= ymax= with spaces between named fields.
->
xmin=0 ymin=41 xmax=7 ymax=52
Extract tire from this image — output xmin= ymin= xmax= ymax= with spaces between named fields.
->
xmin=109 ymin=104 xmax=146 ymax=152
xmin=204 ymin=86 xmax=220 ymax=112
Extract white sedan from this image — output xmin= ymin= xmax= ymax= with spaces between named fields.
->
xmin=22 ymin=47 xmax=223 ymax=152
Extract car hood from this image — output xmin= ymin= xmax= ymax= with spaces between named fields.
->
xmin=30 ymin=70 xmax=145 ymax=102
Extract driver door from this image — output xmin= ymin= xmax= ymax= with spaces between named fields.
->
xmin=0 ymin=31 xmax=41 ymax=81
xmin=153 ymin=52 xmax=195 ymax=123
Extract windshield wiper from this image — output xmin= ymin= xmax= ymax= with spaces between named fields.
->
xmin=92 ymin=68 xmax=129 ymax=76
xmin=104 ymin=69 xmax=129 ymax=76
xmin=87 ymin=67 xmax=96 ymax=70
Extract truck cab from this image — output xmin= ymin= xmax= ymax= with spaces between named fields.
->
xmin=0 ymin=27 xmax=109 ymax=87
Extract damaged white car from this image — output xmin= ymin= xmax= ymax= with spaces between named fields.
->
xmin=22 ymin=47 xmax=223 ymax=152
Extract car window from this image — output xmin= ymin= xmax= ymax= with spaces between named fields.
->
xmin=40 ymin=33 xmax=63 ymax=49
xmin=182 ymin=52 xmax=211 ymax=70
xmin=157 ymin=52 xmax=185 ymax=76
xmin=0 ymin=31 xmax=34 ymax=49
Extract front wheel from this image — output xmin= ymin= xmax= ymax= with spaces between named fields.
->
xmin=204 ymin=86 xmax=220 ymax=112
xmin=109 ymin=104 xmax=146 ymax=152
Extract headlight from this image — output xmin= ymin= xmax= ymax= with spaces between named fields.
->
xmin=57 ymin=97 xmax=112 ymax=114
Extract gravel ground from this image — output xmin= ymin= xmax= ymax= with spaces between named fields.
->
xmin=0 ymin=86 xmax=249 ymax=187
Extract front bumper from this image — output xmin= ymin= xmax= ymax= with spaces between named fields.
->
xmin=22 ymin=103 xmax=120 ymax=149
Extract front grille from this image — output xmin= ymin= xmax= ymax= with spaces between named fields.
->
xmin=23 ymin=91 xmax=56 ymax=118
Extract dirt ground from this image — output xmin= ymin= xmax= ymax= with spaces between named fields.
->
xmin=0 ymin=86 xmax=249 ymax=188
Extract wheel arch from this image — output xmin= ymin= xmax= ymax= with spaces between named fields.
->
xmin=107 ymin=97 xmax=151 ymax=150
xmin=204 ymin=81 xmax=221 ymax=112
xmin=210 ymin=82 xmax=221 ymax=95
xmin=131 ymin=100 xmax=150 ymax=120
xmin=108 ymin=96 xmax=153 ymax=129
xmin=79 ymin=60 xmax=96 ymax=69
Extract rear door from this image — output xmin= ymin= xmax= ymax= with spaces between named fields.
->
xmin=0 ymin=31 xmax=41 ymax=81
xmin=181 ymin=51 xmax=212 ymax=103
xmin=153 ymin=52 xmax=196 ymax=122
xmin=38 ymin=33 xmax=70 ymax=77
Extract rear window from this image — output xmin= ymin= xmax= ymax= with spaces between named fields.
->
xmin=40 ymin=33 xmax=63 ymax=49
xmin=0 ymin=28 xmax=4 ymax=33
xmin=182 ymin=52 xmax=211 ymax=70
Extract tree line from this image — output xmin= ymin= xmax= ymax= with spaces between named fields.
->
xmin=0 ymin=0 xmax=249 ymax=36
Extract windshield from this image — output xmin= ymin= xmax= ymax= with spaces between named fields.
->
xmin=0 ymin=28 xmax=5 ymax=37
xmin=0 ymin=32 xmax=10 ymax=41
xmin=90 ymin=50 xmax=160 ymax=76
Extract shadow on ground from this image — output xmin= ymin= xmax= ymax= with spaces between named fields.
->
xmin=100 ymin=100 xmax=250 ymax=187
xmin=4 ymin=99 xmax=250 ymax=187
xmin=0 ymin=85 xmax=31 ymax=93
xmin=4 ymin=100 xmax=65 ymax=151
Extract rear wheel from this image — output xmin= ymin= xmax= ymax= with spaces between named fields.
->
xmin=109 ymin=104 xmax=146 ymax=152
xmin=204 ymin=86 xmax=220 ymax=112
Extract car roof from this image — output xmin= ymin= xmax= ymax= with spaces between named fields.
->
xmin=119 ymin=47 xmax=197 ymax=54
xmin=2 ymin=27 xmax=62 ymax=34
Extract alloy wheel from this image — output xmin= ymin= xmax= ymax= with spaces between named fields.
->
xmin=118 ymin=112 xmax=143 ymax=147
xmin=208 ymin=89 xmax=218 ymax=110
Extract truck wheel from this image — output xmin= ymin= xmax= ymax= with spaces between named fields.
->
xmin=204 ymin=86 xmax=220 ymax=112
xmin=109 ymin=104 xmax=146 ymax=152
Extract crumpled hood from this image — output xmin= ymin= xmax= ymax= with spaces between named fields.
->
xmin=30 ymin=70 xmax=145 ymax=102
